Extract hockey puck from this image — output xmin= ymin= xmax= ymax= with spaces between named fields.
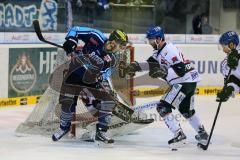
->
xmin=171 ymin=148 xmax=178 ymax=151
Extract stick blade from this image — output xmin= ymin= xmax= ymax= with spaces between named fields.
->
xmin=132 ymin=118 xmax=154 ymax=124
xmin=197 ymin=142 xmax=208 ymax=150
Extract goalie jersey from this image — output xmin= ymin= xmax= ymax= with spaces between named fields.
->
xmin=221 ymin=45 xmax=240 ymax=94
xmin=151 ymin=42 xmax=200 ymax=85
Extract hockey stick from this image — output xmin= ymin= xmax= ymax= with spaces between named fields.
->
xmin=197 ymin=69 xmax=232 ymax=150
xmin=33 ymin=20 xmax=64 ymax=48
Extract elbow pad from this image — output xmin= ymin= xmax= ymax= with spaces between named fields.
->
xmin=171 ymin=62 xmax=188 ymax=77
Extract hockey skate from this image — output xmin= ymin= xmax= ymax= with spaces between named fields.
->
xmin=195 ymin=126 xmax=209 ymax=144
xmin=95 ymin=127 xmax=114 ymax=147
xmin=168 ymin=129 xmax=187 ymax=148
xmin=52 ymin=128 xmax=70 ymax=141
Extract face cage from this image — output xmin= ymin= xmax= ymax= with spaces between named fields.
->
xmin=106 ymin=40 xmax=127 ymax=53
xmin=115 ymin=40 xmax=128 ymax=50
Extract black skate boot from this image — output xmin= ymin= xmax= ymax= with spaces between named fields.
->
xmin=168 ymin=129 xmax=187 ymax=148
xmin=95 ymin=125 xmax=114 ymax=147
xmin=195 ymin=126 xmax=209 ymax=143
xmin=52 ymin=127 xmax=70 ymax=141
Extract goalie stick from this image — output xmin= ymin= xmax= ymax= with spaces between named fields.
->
xmin=33 ymin=19 xmax=152 ymax=124
xmin=197 ymin=69 xmax=232 ymax=150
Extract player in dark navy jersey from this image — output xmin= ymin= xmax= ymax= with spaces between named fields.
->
xmin=52 ymin=27 xmax=128 ymax=146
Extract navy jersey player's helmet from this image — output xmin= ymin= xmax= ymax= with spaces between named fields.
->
xmin=219 ymin=31 xmax=239 ymax=46
xmin=146 ymin=26 xmax=165 ymax=40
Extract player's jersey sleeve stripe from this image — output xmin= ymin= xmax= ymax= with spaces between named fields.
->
xmin=66 ymin=26 xmax=107 ymax=43
xmin=91 ymin=29 xmax=107 ymax=43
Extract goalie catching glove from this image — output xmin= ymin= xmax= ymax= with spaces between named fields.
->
xmin=147 ymin=56 xmax=168 ymax=79
xmin=227 ymin=49 xmax=240 ymax=70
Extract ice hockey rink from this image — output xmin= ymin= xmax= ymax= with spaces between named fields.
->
xmin=0 ymin=96 xmax=239 ymax=160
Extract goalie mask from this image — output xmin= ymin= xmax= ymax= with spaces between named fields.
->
xmin=105 ymin=29 xmax=128 ymax=53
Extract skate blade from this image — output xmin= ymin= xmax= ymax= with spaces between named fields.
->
xmin=95 ymin=141 xmax=114 ymax=148
xmin=169 ymin=139 xmax=187 ymax=149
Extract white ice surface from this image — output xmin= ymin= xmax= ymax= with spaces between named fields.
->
xmin=0 ymin=96 xmax=240 ymax=160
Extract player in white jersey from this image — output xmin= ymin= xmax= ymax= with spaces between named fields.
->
xmin=217 ymin=31 xmax=240 ymax=102
xmin=126 ymin=26 xmax=208 ymax=148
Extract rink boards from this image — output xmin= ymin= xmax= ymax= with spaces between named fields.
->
xmin=0 ymin=39 xmax=236 ymax=107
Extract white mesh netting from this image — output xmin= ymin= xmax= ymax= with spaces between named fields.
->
xmin=15 ymin=47 xmax=143 ymax=138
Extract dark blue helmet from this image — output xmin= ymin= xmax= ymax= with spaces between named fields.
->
xmin=146 ymin=26 xmax=165 ymax=40
xmin=219 ymin=31 xmax=239 ymax=46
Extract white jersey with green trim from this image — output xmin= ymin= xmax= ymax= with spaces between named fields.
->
xmin=152 ymin=42 xmax=201 ymax=85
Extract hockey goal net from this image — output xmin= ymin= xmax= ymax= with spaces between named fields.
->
xmin=15 ymin=46 xmax=135 ymax=138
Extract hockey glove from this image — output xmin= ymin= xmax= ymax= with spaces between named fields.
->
xmin=63 ymin=36 xmax=78 ymax=55
xmin=227 ymin=49 xmax=240 ymax=70
xmin=149 ymin=66 xmax=168 ymax=79
xmin=216 ymin=86 xmax=234 ymax=102
xmin=147 ymin=56 xmax=167 ymax=79
xmin=126 ymin=61 xmax=142 ymax=77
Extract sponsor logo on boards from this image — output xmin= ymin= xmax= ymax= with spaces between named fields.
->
xmin=10 ymin=53 xmax=37 ymax=93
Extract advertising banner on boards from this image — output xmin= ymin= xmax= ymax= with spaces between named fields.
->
xmin=8 ymin=47 xmax=58 ymax=97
